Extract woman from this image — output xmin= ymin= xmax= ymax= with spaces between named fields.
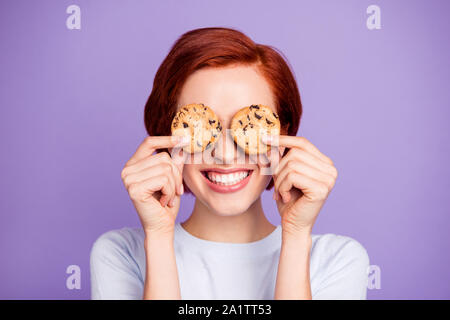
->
xmin=90 ymin=27 xmax=369 ymax=300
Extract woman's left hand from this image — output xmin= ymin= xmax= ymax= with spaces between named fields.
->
xmin=263 ymin=135 xmax=338 ymax=236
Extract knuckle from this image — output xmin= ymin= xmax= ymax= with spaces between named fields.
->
xmin=318 ymin=183 xmax=329 ymax=197
xmin=286 ymin=171 xmax=296 ymax=182
xmin=161 ymin=175 xmax=169 ymax=184
xmin=298 ymin=136 xmax=308 ymax=144
xmin=162 ymin=162 xmax=172 ymax=173
xmin=326 ymin=176 xmax=335 ymax=189
xmin=144 ymin=136 xmax=153 ymax=144
xmin=122 ymin=175 xmax=131 ymax=187
xmin=160 ymin=152 xmax=171 ymax=160
xmin=286 ymin=160 xmax=296 ymax=170
xmin=120 ymin=168 xmax=128 ymax=180
xmin=128 ymin=183 xmax=140 ymax=199
xmin=331 ymin=166 xmax=338 ymax=179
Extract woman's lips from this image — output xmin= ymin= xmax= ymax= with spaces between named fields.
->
xmin=201 ymin=169 xmax=253 ymax=193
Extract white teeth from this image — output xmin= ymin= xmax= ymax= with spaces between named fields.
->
xmin=206 ymin=171 xmax=249 ymax=185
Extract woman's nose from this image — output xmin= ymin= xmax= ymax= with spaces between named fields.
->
xmin=212 ymin=129 xmax=239 ymax=164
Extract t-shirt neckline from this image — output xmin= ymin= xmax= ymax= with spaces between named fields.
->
xmin=174 ymin=222 xmax=282 ymax=256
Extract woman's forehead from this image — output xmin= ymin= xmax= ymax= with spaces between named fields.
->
xmin=177 ymin=65 xmax=276 ymax=119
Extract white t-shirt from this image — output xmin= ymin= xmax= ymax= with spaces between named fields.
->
xmin=90 ymin=223 xmax=369 ymax=300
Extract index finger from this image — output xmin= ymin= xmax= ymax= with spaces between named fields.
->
xmin=262 ymin=135 xmax=333 ymax=165
xmin=127 ymin=135 xmax=188 ymax=166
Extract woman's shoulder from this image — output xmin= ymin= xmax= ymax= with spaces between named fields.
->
xmin=310 ymin=233 xmax=369 ymax=267
xmin=90 ymin=227 xmax=146 ymax=299
xmin=309 ymin=233 xmax=370 ymax=299
xmin=90 ymin=227 xmax=145 ymax=262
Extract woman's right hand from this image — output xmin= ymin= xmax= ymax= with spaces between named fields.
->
xmin=120 ymin=136 xmax=188 ymax=234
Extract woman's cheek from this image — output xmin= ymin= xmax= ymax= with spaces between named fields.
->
xmin=253 ymin=164 xmax=273 ymax=192
xmin=182 ymin=165 xmax=200 ymax=194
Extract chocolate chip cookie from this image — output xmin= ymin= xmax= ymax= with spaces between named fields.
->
xmin=171 ymin=103 xmax=222 ymax=153
xmin=230 ymin=104 xmax=280 ymax=155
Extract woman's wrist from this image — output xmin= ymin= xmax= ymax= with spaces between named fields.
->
xmin=142 ymin=225 xmax=180 ymax=300
xmin=276 ymin=227 xmax=313 ymax=300
xmin=281 ymin=228 xmax=312 ymax=249
xmin=144 ymin=227 xmax=175 ymax=248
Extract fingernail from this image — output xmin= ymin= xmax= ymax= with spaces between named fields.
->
xmin=180 ymin=184 xmax=184 ymax=195
xmin=169 ymin=198 xmax=175 ymax=207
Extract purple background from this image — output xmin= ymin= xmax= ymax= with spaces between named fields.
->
xmin=1 ymin=0 xmax=449 ymax=299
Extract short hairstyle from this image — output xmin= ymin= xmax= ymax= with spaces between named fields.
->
xmin=144 ymin=27 xmax=302 ymax=190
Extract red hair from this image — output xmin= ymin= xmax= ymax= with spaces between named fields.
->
xmin=144 ymin=27 xmax=302 ymax=190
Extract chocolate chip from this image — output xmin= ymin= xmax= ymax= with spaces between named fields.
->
xmin=247 ymin=115 xmax=250 ymax=121
xmin=254 ymin=112 xmax=262 ymax=119
xmin=205 ymin=141 xmax=212 ymax=149
xmin=266 ymin=118 xmax=273 ymax=125
xmin=273 ymin=112 xmax=279 ymax=119
xmin=196 ymin=141 xmax=202 ymax=147
xmin=209 ymin=119 xmax=216 ymax=125
xmin=250 ymin=105 xmax=260 ymax=109
xmin=238 ymin=120 xmax=243 ymax=125
xmin=183 ymin=122 xmax=188 ymax=128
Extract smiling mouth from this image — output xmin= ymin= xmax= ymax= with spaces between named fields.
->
xmin=201 ymin=170 xmax=251 ymax=186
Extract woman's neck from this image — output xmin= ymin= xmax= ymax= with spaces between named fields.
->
xmin=181 ymin=197 xmax=276 ymax=243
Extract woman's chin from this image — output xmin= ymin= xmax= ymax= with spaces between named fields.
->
xmin=201 ymin=197 xmax=253 ymax=217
